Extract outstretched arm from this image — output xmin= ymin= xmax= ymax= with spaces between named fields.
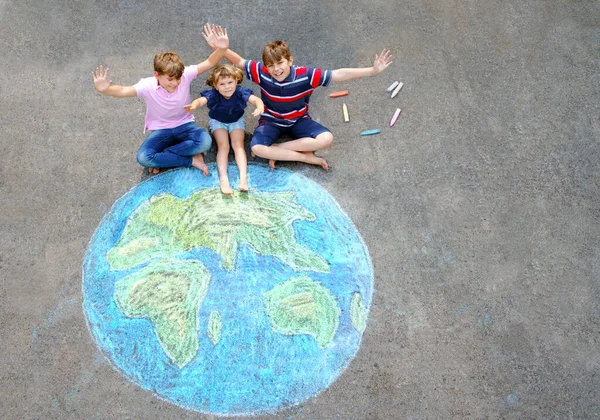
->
xmin=197 ymin=24 xmax=230 ymax=74
xmin=184 ymin=97 xmax=208 ymax=113
xmin=330 ymin=49 xmax=393 ymax=83
xmin=248 ymin=94 xmax=265 ymax=116
xmin=223 ymin=49 xmax=245 ymax=70
xmin=203 ymin=24 xmax=245 ymax=69
xmin=92 ymin=66 xmax=137 ymax=98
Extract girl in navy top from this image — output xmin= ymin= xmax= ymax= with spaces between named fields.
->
xmin=185 ymin=64 xmax=264 ymax=194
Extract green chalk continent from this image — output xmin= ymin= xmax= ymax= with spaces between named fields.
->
xmin=207 ymin=311 xmax=222 ymax=345
xmin=113 ymin=259 xmax=210 ymax=368
xmin=107 ymin=189 xmax=329 ymax=273
xmin=264 ymin=276 xmax=340 ymax=347
xmin=350 ymin=292 xmax=367 ymax=333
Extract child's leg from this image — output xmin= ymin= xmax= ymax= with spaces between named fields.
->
xmin=271 ymin=131 xmax=333 ymax=152
xmin=137 ymin=127 xmax=181 ymax=172
xmin=250 ymin=119 xmax=331 ymax=170
xmin=212 ymin=128 xmax=233 ymax=195
xmin=284 ymin=119 xmax=333 ymax=152
xmin=230 ymin=129 xmax=248 ymax=191
xmin=251 ymin=145 xmax=328 ymax=170
xmin=163 ymin=122 xmax=212 ymax=175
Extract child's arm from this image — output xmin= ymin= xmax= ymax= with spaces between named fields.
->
xmin=92 ymin=66 xmax=137 ymax=98
xmin=203 ymin=24 xmax=245 ymax=69
xmin=197 ymin=24 xmax=230 ymax=74
xmin=223 ymin=49 xmax=245 ymax=70
xmin=248 ymin=94 xmax=265 ymax=116
xmin=184 ymin=97 xmax=208 ymax=113
xmin=330 ymin=49 xmax=393 ymax=83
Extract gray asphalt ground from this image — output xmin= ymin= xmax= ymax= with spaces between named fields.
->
xmin=2 ymin=0 xmax=599 ymax=418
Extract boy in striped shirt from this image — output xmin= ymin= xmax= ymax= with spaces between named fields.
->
xmin=206 ymin=30 xmax=392 ymax=170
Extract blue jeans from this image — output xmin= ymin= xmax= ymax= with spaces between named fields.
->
xmin=136 ymin=122 xmax=212 ymax=168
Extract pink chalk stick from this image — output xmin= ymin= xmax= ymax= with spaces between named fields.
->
xmin=390 ymin=108 xmax=401 ymax=127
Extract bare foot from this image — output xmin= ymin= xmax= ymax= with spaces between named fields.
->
xmin=302 ymin=152 xmax=329 ymax=170
xmin=269 ymin=159 xmax=276 ymax=170
xmin=148 ymin=167 xmax=160 ymax=174
xmin=220 ymin=178 xmax=233 ymax=195
xmin=239 ymin=176 xmax=248 ymax=192
xmin=192 ymin=154 xmax=209 ymax=176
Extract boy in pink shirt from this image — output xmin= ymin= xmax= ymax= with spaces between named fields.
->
xmin=92 ymin=25 xmax=228 ymax=175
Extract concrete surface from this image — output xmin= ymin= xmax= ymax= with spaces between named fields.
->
xmin=1 ymin=0 xmax=599 ymax=418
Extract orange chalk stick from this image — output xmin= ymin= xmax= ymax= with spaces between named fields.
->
xmin=329 ymin=90 xmax=349 ymax=98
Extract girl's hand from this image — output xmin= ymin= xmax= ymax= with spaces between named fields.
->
xmin=203 ymin=24 xmax=229 ymax=50
xmin=373 ymin=49 xmax=393 ymax=74
xmin=184 ymin=103 xmax=197 ymax=113
xmin=92 ymin=65 xmax=111 ymax=92
xmin=252 ymin=104 xmax=264 ymax=117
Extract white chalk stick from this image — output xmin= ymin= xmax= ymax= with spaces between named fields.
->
xmin=390 ymin=108 xmax=401 ymax=127
xmin=343 ymin=103 xmax=349 ymax=122
xmin=386 ymin=81 xmax=399 ymax=93
xmin=391 ymin=82 xmax=404 ymax=98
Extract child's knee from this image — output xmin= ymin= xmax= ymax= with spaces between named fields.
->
xmin=217 ymin=142 xmax=230 ymax=153
xmin=192 ymin=128 xmax=212 ymax=152
xmin=251 ymin=144 xmax=267 ymax=158
xmin=317 ymin=131 xmax=334 ymax=148
xmin=136 ymin=148 xmax=153 ymax=167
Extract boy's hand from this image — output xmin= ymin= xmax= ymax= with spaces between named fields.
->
xmin=373 ymin=49 xmax=393 ymax=74
xmin=203 ymin=24 xmax=229 ymax=50
xmin=252 ymin=104 xmax=265 ymax=117
xmin=92 ymin=65 xmax=112 ymax=92
xmin=184 ymin=103 xmax=197 ymax=113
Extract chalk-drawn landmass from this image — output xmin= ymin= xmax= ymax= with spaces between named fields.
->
xmin=113 ymin=259 xmax=210 ymax=368
xmin=207 ymin=311 xmax=222 ymax=345
xmin=350 ymin=292 xmax=367 ymax=333
xmin=106 ymin=189 xmax=330 ymax=273
xmin=264 ymin=276 xmax=340 ymax=347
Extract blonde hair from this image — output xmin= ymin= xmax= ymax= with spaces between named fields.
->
xmin=153 ymin=52 xmax=184 ymax=78
xmin=206 ymin=64 xmax=244 ymax=87
xmin=262 ymin=40 xmax=292 ymax=66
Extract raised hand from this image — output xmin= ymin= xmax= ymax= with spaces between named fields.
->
xmin=92 ymin=65 xmax=112 ymax=92
xmin=202 ymin=23 xmax=229 ymax=50
xmin=373 ymin=49 xmax=393 ymax=74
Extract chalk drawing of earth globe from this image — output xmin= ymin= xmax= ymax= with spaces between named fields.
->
xmin=83 ymin=163 xmax=373 ymax=416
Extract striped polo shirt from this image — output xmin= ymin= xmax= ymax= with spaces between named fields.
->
xmin=244 ymin=60 xmax=332 ymax=127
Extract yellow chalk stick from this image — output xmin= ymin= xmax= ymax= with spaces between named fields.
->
xmin=343 ymin=103 xmax=349 ymax=122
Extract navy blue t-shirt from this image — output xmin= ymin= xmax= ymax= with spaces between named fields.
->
xmin=200 ymin=86 xmax=253 ymax=124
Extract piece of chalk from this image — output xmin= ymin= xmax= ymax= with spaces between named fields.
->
xmin=343 ymin=103 xmax=349 ymax=122
xmin=391 ymin=82 xmax=404 ymax=98
xmin=386 ymin=81 xmax=399 ymax=93
xmin=360 ymin=129 xmax=381 ymax=136
xmin=390 ymin=108 xmax=401 ymax=127
xmin=329 ymin=90 xmax=349 ymax=98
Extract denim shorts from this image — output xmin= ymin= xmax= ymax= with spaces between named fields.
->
xmin=250 ymin=117 xmax=330 ymax=147
xmin=209 ymin=116 xmax=245 ymax=133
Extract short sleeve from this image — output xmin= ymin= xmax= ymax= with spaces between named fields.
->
xmin=307 ymin=67 xmax=332 ymax=88
xmin=133 ymin=77 xmax=151 ymax=99
xmin=200 ymin=89 xmax=215 ymax=101
xmin=238 ymin=87 xmax=253 ymax=103
xmin=243 ymin=60 xmax=263 ymax=84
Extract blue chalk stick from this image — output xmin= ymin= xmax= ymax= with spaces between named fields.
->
xmin=360 ymin=129 xmax=381 ymax=136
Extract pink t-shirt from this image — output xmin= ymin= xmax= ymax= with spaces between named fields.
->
xmin=133 ymin=65 xmax=198 ymax=131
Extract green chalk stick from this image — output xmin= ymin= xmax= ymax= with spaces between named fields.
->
xmin=360 ymin=129 xmax=381 ymax=136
